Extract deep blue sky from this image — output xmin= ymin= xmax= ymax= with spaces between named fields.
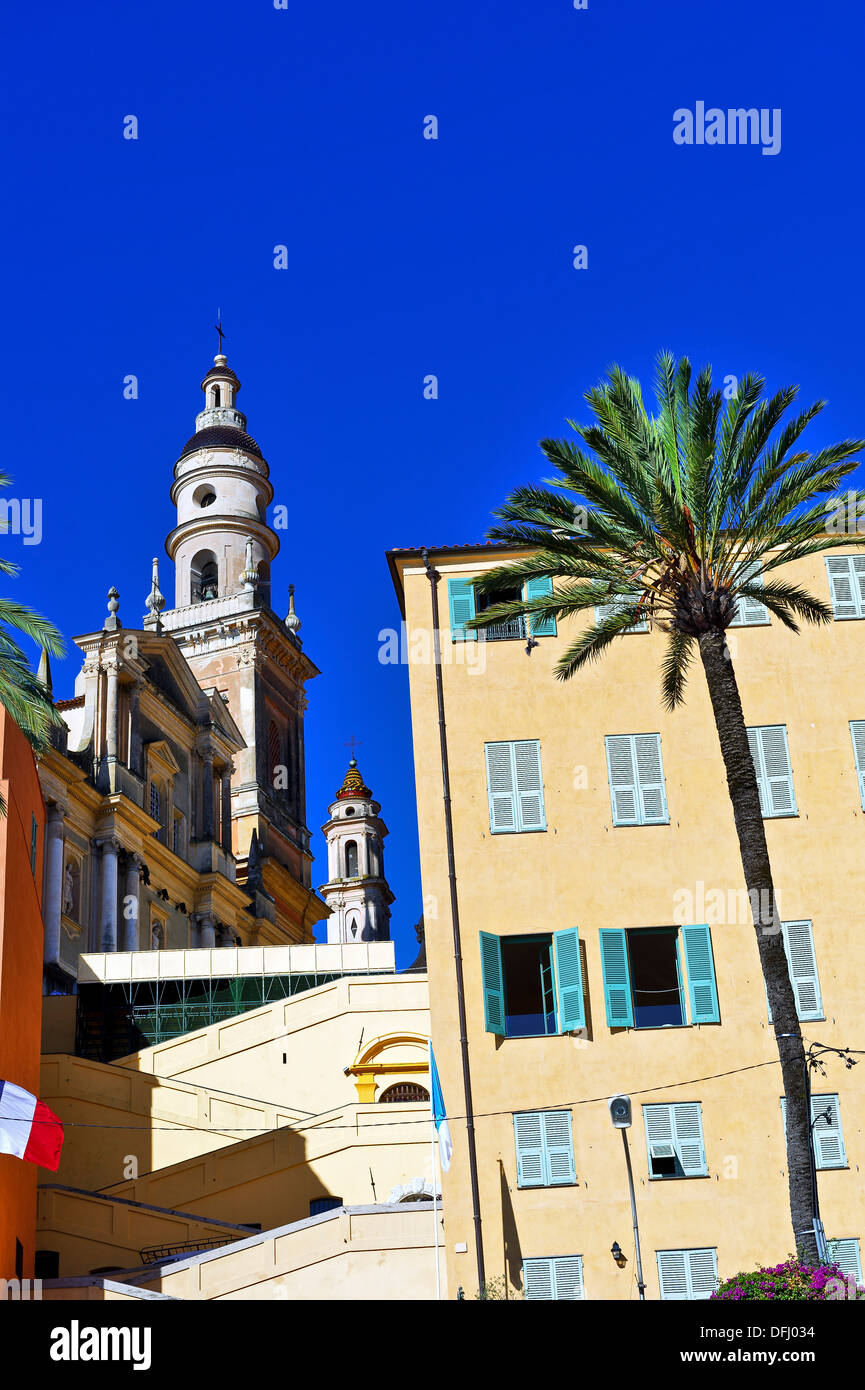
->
xmin=2 ymin=1 xmax=862 ymax=967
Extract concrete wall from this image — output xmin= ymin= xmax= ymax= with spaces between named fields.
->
xmin=396 ymin=547 xmax=865 ymax=1299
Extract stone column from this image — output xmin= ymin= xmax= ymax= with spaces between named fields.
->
xmin=201 ymin=747 xmax=215 ymax=840
xmin=220 ymin=765 xmax=233 ymax=853
xmin=43 ymin=803 xmax=66 ymax=965
xmin=105 ymin=661 xmax=119 ymax=789
xmin=198 ymin=912 xmax=216 ymax=948
xmin=99 ymin=838 xmax=120 ymax=952
xmin=122 ymin=854 xmax=141 ymax=952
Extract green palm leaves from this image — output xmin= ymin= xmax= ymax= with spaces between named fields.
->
xmin=467 ymin=353 xmax=864 ymax=706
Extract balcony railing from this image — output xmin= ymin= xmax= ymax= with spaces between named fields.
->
xmin=481 ymin=615 xmax=527 ymax=642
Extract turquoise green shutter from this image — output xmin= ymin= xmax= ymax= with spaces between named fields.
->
xmin=553 ymin=928 xmax=585 ymax=1031
xmin=657 ymin=1249 xmax=717 ymax=1299
xmin=447 ymin=577 xmax=477 ymax=641
xmin=513 ymin=1112 xmax=545 ymax=1187
xmin=525 ymin=576 xmax=556 ymax=636
xmin=542 ymin=1110 xmax=576 ymax=1185
xmin=523 ymin=1256 xmax=583 ymax=1300
xmin=479 ymin=932 xmax=505 ymax=1034
xmin=681 ymin=925 xmax=720 ymax=1023
xmin=599 ymin=928 xmax=633 ymax=1027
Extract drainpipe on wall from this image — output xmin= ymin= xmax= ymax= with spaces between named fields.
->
xmin=422 ymin=549 xmax=485 ymax=1296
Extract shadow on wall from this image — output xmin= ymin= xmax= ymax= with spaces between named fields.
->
xmin=499 ymin=1159 xmax=523 ymax=1297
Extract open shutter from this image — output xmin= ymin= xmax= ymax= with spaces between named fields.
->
xmin=851 ymin=722 xmax=865 ymax=811
xmin=551 ymin=1255 xmax=584 ymax=1299
xmin=644 ymin=1104 xmax=676 ymax=1175
xmin=686 ymin=1249 xmax=718 ymax=1299
xmin=826 ymin=556 xmax=865 ymax=619
xmin=523 ymin=1258 xmax=555 ymax=1300
xmin=553 ymin=928 xmax=585 ymax=1031
xmin=813 ymin=1094 xmax=846 ymax=1169
xmin=656 ymin=1250 xmax=689 ymax=1299
xmin=681 ymin=925 xmax=720 ymax=1023
xmin=747 ymin=727 xmax=769 ymax=815
xmin=599 ymin=928 xmax=633 ymax=1027
xmin=606 ymin=736 xmax=639 ymax=825
xmin=513 ymin=740 xmax=545 ymax=831
xmin=828 ymin=1239 xmax=862 ymax=1280
xmin=783 ymin=921 xmax=823 ymax=1020
xmin=485 ymin=743 xmax=517 ymax=833
xmin=447 ymin=577 xmax=477 ymax=641
xmin=634 ymin=733 xmax=668 ymax=823
xmin=672 ymin=1102 xmax=707 ymax=1176
xmin=513 ymin=1112 xmax=545 ymax=1188
xmin=542 ymin=1111 xmax=576 ymax=1185
xmin=525 ymin=576 xmax=556 ymax=636
xmin=479 ymin=932 xmax=505 ymax=1034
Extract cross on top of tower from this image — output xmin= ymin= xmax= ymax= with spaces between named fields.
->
xmin=344 ymin=735 xmax=362 ymax=761
xmin=215 ymin=311 xmax=225 ymax=355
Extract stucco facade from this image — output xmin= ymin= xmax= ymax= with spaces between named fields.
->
xmin=389 ymin=543 xmax=865 ymax=1299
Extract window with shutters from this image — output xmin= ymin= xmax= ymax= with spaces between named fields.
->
xmin=656 ymin=1248 xmax=718 ymax=1300
xmin=728 ymin=560 xmax=771 ymax=626
xmin=479 ymin=927 xmax=585 ymax=1038
xmin=484 ymin=740 xmax=546 ymax=833
xmin=513 ymin=1110 xmax=576 ymax=1188
xmin=781 ymin=1093 xmax=846 ymax=1169
xmin=643 ymin=1102 xmax=708 ymax=1178
xmin=522 ymin=1254 xmax=584 ymax=1300
xmin=605 ymin=734 xmax=669 ymax=825
xmin=594 ymin=595 xmax=649 ymax=632
xmin=826 ymin=555 xmax=865 ymax=620
xmin=599 ymin=924 xmax=720 ymax=1029
xmin=746 ymin=725 xmax=797 ymax=817
xmin=850 ymin=722 xmax=865 ymax=811
xmin=448 ymin=576 xmax=556 ymax=641
xmin=827 ymin=1238 xmax=862 ymax=1281
xmin=766 ymin=921 xmax=823 ymax=1022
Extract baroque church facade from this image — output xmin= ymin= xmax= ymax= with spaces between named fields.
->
xmin=38 ymin=350 xmax=392 ymax=993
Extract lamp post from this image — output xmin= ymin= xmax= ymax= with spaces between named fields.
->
xmin=609 ymin=1094 xmax=646 ymax=1300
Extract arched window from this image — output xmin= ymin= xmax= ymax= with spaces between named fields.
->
xmin=268 ymin=721 xmax=282 ymax=789
xmin=190 ymin=550 xmax=219 ymax=603
xmin=212 ymin=385 xmax=221 ymax=407
xmin=378 ymin=1083 xmax=430 ymax=1104
xmin=344 ymin=840 xmax=358 ymax=878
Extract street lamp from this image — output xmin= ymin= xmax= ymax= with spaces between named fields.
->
xmin=609 ymin=1094 xmax=646 ymax=1300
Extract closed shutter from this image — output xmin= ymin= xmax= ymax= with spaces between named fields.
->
xmin=485 ymin=743 xmax=516 ymax=833
xmin=673 ymin=1103 xmax=707 ymax=1176
xmin=447 ymin=577 xmax=478 ymax=641
xmin=851 ymin=722 xmax=865 ymax=811
xmin=729 ymin=560 xmax=770 ymax=626
xmin=525 ymin=575 xmax=556 ymax=636
xmin=828 ymin=1239 xmax=862 ymax=1280
xmin=553 ymin=928 xmax=585 ymax=1031
xmin=479 ymin=932 xmax=505 ymax=1034
xmin=606 ymin=736 xmax=639 ymax=824
xmin=595 ymin=597 xmax=648 ymax=632
xmin=681 ymin=925 xmax=720 ymax=1023
xmin=542 ymin=1110 xmax=576 ymax=1185
xmin=826 ymin=556 xmax=865 ymax=620
xmin=781 ymin=1093 xmax=846 ymax=1169
xmin=523 ymin=1256 xmax=583 ymax=1300
xmin=657 ymin=1248 xmax=717 ymax=1299
xmin=633 ymin=733 xmax=668 ymax=823
xmin=599 ymin=928 xmax=634 ymax=1027
xmin=513 ymin=741 xmax=546 ymax=830
xmin=783 ymin=921 xmax=823 ymax=1020
xmin=513 ymin=1112 xmax=545 ymax=1187
xmin=747 ymin=725 xmax=796 ymax=816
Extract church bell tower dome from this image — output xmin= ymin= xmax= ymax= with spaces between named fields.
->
xmin=166 ymin=348 xmax=279 ymax=610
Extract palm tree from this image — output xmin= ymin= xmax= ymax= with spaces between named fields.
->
xmin=466 ymin=354 xmax=864 ymax=1260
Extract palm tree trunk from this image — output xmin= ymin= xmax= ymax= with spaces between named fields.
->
xmin=698 ymin=629 xmax=818 ymax=1263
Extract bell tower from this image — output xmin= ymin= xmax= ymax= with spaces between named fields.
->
xmin=319 ymin=758 xmax=394 ymax=943
xmin=150 ymin=346 xmax=328 ymax=944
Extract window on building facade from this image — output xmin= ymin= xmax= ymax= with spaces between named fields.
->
xmin=479 ymin=928 xmax=584 ymax=1037
xmin=267 ymin=721 xmax=282 ymax=789
xmin=766 ymin=921 xmax=823 ymax=1022
xmin=150 ymin=782 xmax=161 ymax=825
xmin=344 ymin=840 xmax=359 ymax=878
xmin=643 ymin=1102 xmax=707 ymax=1178
xmin=599 ymin=925 xmax=720 ymax=1029
xmin=378 ymin=1083 xmax=430 ymax=1103
xmin=781 ymin=1093 xmax=846 ymax=1169
xmin=522 ymin=1255 xmax=584 ymax=1301
xmin=484 ymin=740 xmax=545 ymax=833
xmin=513 ymin=1110 xmax=576 ymax=1188
xmin=747 ymin=725 xmax=797 ymax=817
xmin=850 ymin=721 xmax=865 ymax=810
xmin=605 ymin=734 xmax=669 ymax=825
xmin=656 ymin=1248 xmax=718 ymax=1300
xmin=828 ymin=1239 xmax=862 ymax=1281
xmin=728 ymin=561 xmax=771 ymax=626
xmin=309 ymin=1197 xmax=342 ymax=1216
xmin=594 ymin=594 xmax=649 ymax=632
xmin=826 ymin=555 xmax=865 ymax=620
xmin=447 ymin=575 xmax=556 ymax=642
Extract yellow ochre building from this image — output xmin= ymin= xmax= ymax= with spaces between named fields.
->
xmin=387 ymin=541 xmax=865 ymax=1301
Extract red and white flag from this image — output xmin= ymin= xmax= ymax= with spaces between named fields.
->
xmin=0 ymin=1079 xmax=64 ymax=1170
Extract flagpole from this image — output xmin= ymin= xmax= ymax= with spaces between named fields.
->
xmin=429 ymin=1037 xmax=442 ymax=1300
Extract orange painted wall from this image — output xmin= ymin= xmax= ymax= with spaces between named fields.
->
xmin=0 ymin=709 xmax=46 ymax=1278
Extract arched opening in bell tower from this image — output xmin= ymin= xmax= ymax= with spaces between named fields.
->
xmin=190 ymin=549 xmax=219 ymax=603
